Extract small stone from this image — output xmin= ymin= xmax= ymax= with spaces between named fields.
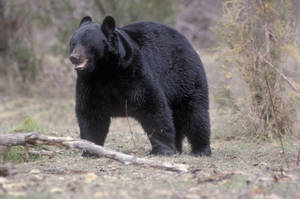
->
xmin=0 ymin=177 xmax=6 ymax=184
xmin=50 ymin=187 xmax=64 ymax=194
xmin=30 ymin=174 xmax=44 ymax=181
xmin=94 ymin=192 xmax=110 ymax=198
xmin=58 ymin=176 xmax=65 ymax=181
xmin=265 ymin=194 xmax=283 ymax=199
xmin=8 ymin=191 xmax=26 ymax=196
xmin=29 ymin=169 xmax=41 ymax=174
xmin=84 ymin=172 xmax=98 ymax=183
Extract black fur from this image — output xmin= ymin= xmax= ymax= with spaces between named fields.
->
xmin=69 ymin=16 xmax=211 ymax=156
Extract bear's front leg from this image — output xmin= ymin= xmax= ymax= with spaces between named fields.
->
xmin=76 ymin=107 xmax=111 ymax=157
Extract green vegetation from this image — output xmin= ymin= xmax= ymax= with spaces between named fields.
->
xmin=8 ymin=115 xmax=44 ymax=133
xmin=1 ymin=116 xmax=44 ymax=163
xmin=1 ymin=146 xmax=25 ymax=163
xmin=0 ymin=144 xmax=42 ymax=163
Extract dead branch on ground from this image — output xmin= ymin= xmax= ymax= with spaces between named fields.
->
xmin=197 ymin=172 xmax=237 ymax=184
xmin=0 ymin=132 xmax=188 ymax=173
xmin=125 ymin=99 xmax=136 ymax=148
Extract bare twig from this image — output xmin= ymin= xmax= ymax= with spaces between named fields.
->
xmin=261 ymin=9 xmax=289 ymax=168
xmin=265 ymin=77 xmax=289 ymax=168
xmin=197 ymin=172 xmax=236 ymax=184
xmin=43 ymin=168 xmax=86 ymax=175
xmin=29 ymin=150 xmax=56 ymax=157
xmin=24 ymin=144 xmax=29 ymax=161
xmin=297 ymin=149 xmax=300 ymax=166
xmin=263 ymin=58 xmax=299 ymax=93
xmin=263 ymin=23 xmax=270 ymax=58
xmin=0 ymin=132 xmax=188 ymax=173
xmin=125 ymin=99 xmax=136 ymax=148
xmin=261 ymin=12 xmax=298 ymax=93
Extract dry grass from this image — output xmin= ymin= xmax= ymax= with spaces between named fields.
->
xmin=0 ymin=96 xmax=300 ymax=199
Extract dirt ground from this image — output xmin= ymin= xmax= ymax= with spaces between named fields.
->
xmin=0 ymin=97 xmax=300 ymax=199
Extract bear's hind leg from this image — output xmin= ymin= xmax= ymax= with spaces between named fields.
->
xmin=173 ymin=112 xmax=185 ymax=153
xmin=188 ymin=104 xmax=211 ymax=156
xmin=174 ymin=103 xmax=211 ymax=156
xmin=175 ymin=131 xmax=184 ymax=153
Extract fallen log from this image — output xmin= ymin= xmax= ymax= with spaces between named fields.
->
xmin=0 ymin=132 xmax=188 ymax=173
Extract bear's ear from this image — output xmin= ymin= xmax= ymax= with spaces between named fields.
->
xmin=115 ymin=30 xmax=133 ymax=68
xmin=79 ymin=16 xmax=92 ymax=27
xmin=101 ymin=16 xmax=116 ymax=38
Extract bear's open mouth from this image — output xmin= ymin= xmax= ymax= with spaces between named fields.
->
xmin=74 ymin=59 xmax=88 ymax=70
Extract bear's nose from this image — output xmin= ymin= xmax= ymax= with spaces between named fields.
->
xmin=69 ymin=54 xmax=81 ymax=65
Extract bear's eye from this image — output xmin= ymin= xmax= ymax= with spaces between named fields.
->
xmin=70 ymin=42 xmax=75 ymax=49
xmin=81 ymin=41 xmax=90 ymax=48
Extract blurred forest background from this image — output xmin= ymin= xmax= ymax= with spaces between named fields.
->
xmin=0 ymin=0 xmax=224 ymax=96
xmin=0 ymin=0 xmax=299 ymax=138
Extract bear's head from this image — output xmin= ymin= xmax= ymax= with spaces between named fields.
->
xmin=69 ymin=16 xmax=130 ymax=73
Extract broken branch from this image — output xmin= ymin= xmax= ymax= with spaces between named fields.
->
xmin=0 ymin=132 xmax=188 ymax=173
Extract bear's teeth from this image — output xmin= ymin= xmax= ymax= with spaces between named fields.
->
xmin=74 ymin=59 xmax=88 ymax=70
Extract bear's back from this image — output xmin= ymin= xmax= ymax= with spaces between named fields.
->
xmin=121 ymin=21 xmax=192 ymax=49
xmin=121 ymin=21 xmax=208 ymax=106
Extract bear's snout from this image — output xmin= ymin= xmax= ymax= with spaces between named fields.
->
xmin=69 ymin=54 xmax=81 ymax=65
xmin=70 ymin=45 xmax=89 ymax=70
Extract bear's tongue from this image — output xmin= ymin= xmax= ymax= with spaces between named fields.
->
xmin=74 ymin=59 xmax=88 ymax=70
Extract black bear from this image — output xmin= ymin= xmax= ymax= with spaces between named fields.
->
xmin=69 ymin=16 xmax=211 ymax=156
